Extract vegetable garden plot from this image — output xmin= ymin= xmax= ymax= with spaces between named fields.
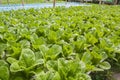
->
xmin=0 ymin=5 xmax=120 ymax=80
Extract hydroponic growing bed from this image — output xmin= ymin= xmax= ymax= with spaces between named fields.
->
xmin=0 ymin=4 xmax=120 ymax=80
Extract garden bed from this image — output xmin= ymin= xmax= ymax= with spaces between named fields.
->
xmin=0 ymin=5 xmax=120 ymax=80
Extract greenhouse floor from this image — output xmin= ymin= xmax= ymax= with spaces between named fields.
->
xmin=0 ymin=2 xmax=88 ymax=11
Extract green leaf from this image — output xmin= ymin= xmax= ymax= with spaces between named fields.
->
xmin=115 ymin=44 xmax=120 ymax=54
xmin=39 ymin=45 xmax=49 ymax=54
xmin=62 ymin=44 xmax=73 ymax=57
xmin=46 ymin=60 xmax=58 ymax=71
xmin=36 ymin=71 xmax=46 ymax=80
xmin=90 ymin=51 xmax=102 ymax=64
xmin=52 ymin=72 xmax=61 ymax=80
xmin=99 ymin=61 xmax=111 ymax=70
xmin=73 ymin=39 xmax=84 ymax=53
xmin=36 ymin=71 xmax=56 ymax=80
xmin=0 ymin=66 xmax=9 ymax=80
xmin=48 ymin=30 xmax=58 ymax=43
xmin=75 ymin=72 xmax=91 ymax=80
xmin=7 ymin=57 xmax=18 ymax=64
xmin=0 ymin=26 xmax=7 ymax=33
xmin=81 ymin=52 xmax=92 ymax=64
xmin=0 ymin=60 xmax=8 ymax=67
xmin=19 ymin=40 xmax=30 ymax=48
xmin=58 ymin=58 xmax=68 ymax=80
xmin=10 ymin=62 xmax=23 ymax=72
xmin=100 ymin=52 xmax=108 ymax=62
xmin=11 ymin=46 xmax=21 ymax=58
xmin=85 ymin=33 xmax=98 ymax=45
xmin=32 ymin=36 xmax=45 ymax=49
xmin=19 ymin=48 xmax=35 ymax=68
xmin=46 ymin=45 xmax=62 ymax=59
xmin=92 ymin=67 xmax=104 ymax=71
xmin=0 ymin=43 xmax=7 ymax=57
xmin=39 ymin=45 xmax=49 ymax=60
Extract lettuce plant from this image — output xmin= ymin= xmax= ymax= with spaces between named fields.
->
xmin=0 ymin=5 xmax=120 ymax=80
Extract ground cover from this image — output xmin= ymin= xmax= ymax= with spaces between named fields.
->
xmin=0 ymin=5 xmax=120 ymax=80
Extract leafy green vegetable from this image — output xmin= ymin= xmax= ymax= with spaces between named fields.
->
xmin=0 ymin=5 xmax=120 ymax=80
xmin=0 ymin=60 xmax=9 ymax=80
xmin=19 ymin=48 xmax=35 ymax=68
xmin=99 ymin=61 xmax=111 ymax=70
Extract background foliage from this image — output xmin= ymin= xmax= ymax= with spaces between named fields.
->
xmin=0 ymin=0 xmax=64 ymax=4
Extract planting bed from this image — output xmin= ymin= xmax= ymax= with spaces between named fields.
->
xmin=0 ymin=5 xmax=120 ymax=80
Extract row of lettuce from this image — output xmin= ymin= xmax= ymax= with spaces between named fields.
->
xmin=0 ymin=5 xmax=120 ymax=80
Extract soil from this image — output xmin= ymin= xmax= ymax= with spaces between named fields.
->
xmin=112 ymin=73 xmax=120 ymax=80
